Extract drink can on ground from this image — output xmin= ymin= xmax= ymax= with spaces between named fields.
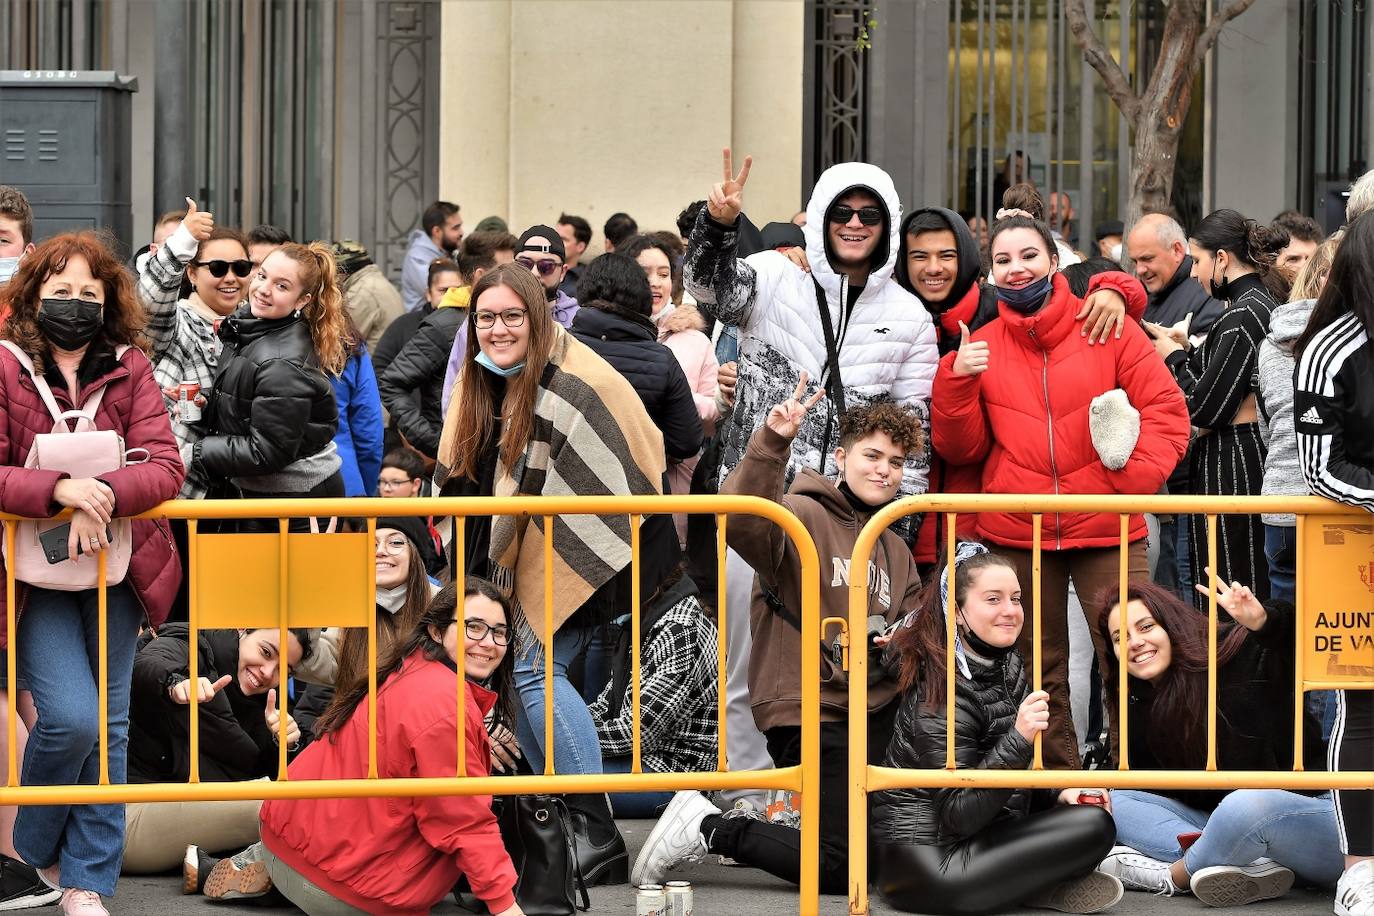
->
xmin=636 ymin=884 xmax=666 ymax=916
xmin=665 ymin=880 xmax=693 ymax=916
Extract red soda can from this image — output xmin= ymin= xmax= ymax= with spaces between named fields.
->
xmin=178 ymin=382 xmax=202 ymax=422
xmin=1077 ymin=790 xmax=1107 ymax=806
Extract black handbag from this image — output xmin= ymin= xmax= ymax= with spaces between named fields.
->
xmin=455 ymin=794 xmax=590 ymax=915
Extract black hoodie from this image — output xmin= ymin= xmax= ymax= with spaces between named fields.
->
xmin=896 ymin=207 xmax=999 ymax=354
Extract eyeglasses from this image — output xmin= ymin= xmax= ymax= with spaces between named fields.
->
xmin=828 ymin=205 xmax=884 ymax=226
xmin=377 ymin=476 xmax=414 ymax=492
xmin=191 ymin=258 xmax=254 ymax=278
xmin=473 ymin=308 xmax=527 ymax=329
xmin=375 ymin=534 xmax=410 ymax=555
xmin=462 ymin=619 xmax=511 ymax=646
xmin=516 ymin=257 xmax=563 ymax=278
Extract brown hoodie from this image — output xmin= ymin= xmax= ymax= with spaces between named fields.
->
xmin=721 ymin=424 xmax=922 ymax=731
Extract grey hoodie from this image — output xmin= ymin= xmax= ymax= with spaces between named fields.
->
xmin=1257 ymin=298 xmax=1316 ymax=525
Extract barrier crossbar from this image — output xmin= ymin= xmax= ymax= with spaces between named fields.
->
xmin=0 ymin=495 xmax=825 ymax=916
xmin=846 ymin=494 xmax=1374 ymax=916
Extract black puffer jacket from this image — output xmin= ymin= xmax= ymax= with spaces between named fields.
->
xmin=872 ymin=648 xmax=1032 ymax=846
xmin=127 ymin=625 xmax=279 ymax=784
xmin=194 ymin=308 xmax=337 ymax=480
xmin=569 ymin=302 xmax=703 ymax=460
xmin=377 ymin=305 xmax=463 ymax=457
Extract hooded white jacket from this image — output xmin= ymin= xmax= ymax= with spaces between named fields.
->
xmin=684 ymin=162 xmax=938 ymax=536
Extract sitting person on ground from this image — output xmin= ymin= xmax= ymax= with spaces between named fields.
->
xmin=1097 ymin=580 xmax=1337 ymax=906
xmin=632 ymin=380 xmax=924 ymax=894
xmin=873 ymin=543 xmax=1121 ymax=915
xmin=124 ymin=626 xmax=313 ymax=874
xmin=587 ymin=563 xmax=718 ymax=818
xmin=194 ymin=579 xmax=524 ymax=916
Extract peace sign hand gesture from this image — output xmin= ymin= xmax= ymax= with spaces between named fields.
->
xmin=707 ymin=147 xmax=753 ymax=225
xmin=766 ymin=372 xmax=825 ymax=441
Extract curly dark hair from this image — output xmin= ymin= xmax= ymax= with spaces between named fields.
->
xmin=838 ymin=401 xmax=924 ymax=455
xmin=0 ymin=230 xmax=147 ymax=369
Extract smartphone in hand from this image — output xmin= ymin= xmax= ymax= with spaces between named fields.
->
xmin=38 ymin=523 xmax=112 ymax=564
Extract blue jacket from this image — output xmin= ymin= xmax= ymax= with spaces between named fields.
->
xmin=332 ymin=346 xmax=384 ymax=496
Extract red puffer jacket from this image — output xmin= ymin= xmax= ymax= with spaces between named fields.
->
xmin=932 ymin=272 xmax=1190 ymax=550
xmin=0 ymin=342 xmax=184 ymax=641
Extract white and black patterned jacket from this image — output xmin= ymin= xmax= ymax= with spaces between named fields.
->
xmin=684 ymin=161 xmax=938 ymax=538
xmin=1296 ymin=310 xmax=1374 ymax=513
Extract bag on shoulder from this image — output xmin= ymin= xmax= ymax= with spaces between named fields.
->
xmin=454 ymin=793 xmax=589 ymax=915
xmin=0 ymin=341 xmax=144 ymax=590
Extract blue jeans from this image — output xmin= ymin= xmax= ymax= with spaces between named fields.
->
xmin=1264 ymin=524 xmax=1296 ymax=602
xmin=1112 ymin=789 xmax=1345 ymax=886
xmin=1175 ymin=516 xmax=1194 ymax=597
xmin=602 ymin=756 xmax=674 ymax=819
xmin=512 ymin=623 xmax=603 ymax=776
xmin=15 ymin=585 xmax=141 ymax=896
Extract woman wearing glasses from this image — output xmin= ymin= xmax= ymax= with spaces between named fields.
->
xmin=183 ymin=243 xmax=348 ymax=525
xmin=436 ymin=262 xmax=667 ymax=886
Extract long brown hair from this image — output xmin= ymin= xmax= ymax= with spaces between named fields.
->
xmin=314 ymin=577 xmax=517 ymax=739
xmin=892 ymin=549 xmax=1019 ymax=711
xmin=1095 ymin=581 xmax=1250 ymax=769
xmin=0 ymin=231 xmax=148 ymax=368
xmin=272 ymin=242 xmax=347 ymax=376
xmin=331 ymin=539 xmax=432 ymax=698
xmin=442 ymin=263 xmax=557 ymax=480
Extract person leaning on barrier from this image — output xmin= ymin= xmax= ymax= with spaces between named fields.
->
xmin=123 ymin=625 xmax=313 ymax=875
xmin=435 ymin=262 xmax=670 ymax=887
xmin=1293 ymin=212 xmax=1374 ymax=916
xmin=632 ymin=380 xmax=924 ymax=894
xmin=0 ymin=232 xmax=186 ymax=916
xmin=872 ymin=544 xmax=1121 ymax=916
xmin=1096 ymin=581 xmax=1338 ymax=905
xmin=931 ymin=207 xmax=1191 ymax=770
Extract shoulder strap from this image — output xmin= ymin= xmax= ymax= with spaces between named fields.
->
xmin=811 ymin=278 xmax=846 ymax=416
xmin=0 ymin=341 xmax=132 ymax=430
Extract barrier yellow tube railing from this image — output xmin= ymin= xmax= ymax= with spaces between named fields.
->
xmin=0 ymin=494 xmax=824 ymax=916
xmin=848 ymin=493 xmax=1374 ymax=916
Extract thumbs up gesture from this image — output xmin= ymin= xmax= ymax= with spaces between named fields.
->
xmin=952 ymin=321 xmax=990 ymax=377
xmin=183 ymin=197 xmax=215 ymax=243
xmin=265 ymin=688 xmax=302 ymax=749
xmin=168 ymin=674 xmax=232 ymax=705
xmin=707 ymin=147 xmax=753 ymax=225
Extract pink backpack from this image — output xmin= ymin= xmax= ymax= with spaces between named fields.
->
xmin=0 ymin=341 xmax=144 ymax=590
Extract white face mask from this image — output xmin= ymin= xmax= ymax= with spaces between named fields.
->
xmin=0 ymin=256 xmax=20 ymax=284
xmin=1109 ymin=242 xmax=1123 ymax=262
xmin=377 ymin=584 xmax=408 ymax=614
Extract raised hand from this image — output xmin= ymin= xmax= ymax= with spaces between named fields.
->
xmin=1195 ymin=568 xmax=1268 ymax=631
xmin=765 ymin=372 xmax=825 ymax=440
xmin=265 ymin=688 xmax=301 ymax=748
xmin=169 ymin=674 xmax=232 ymax=705
xmin=183 ymin=197 xmax=214 ymax=243
xmin=952 ymin=321 xmax=990 ymax=377
xmin=707 ymin=147 xmax=753 ymax=225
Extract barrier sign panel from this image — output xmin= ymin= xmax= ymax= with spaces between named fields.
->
xmin=1302 ymin=517 xmax=1374 ymax=684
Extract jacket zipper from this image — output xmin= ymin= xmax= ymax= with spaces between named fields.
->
xmin=1030 ymin=328 xmax=1063 ymax=548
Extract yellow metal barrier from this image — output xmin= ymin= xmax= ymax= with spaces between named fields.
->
xmin=846 ymin=494 xmax=1374 ymax=916
xmin=0 ymin=495 xmax=825 ymax=915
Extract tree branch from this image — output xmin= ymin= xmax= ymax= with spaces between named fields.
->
xmin=1064 ymin=0 xmax=1141 ymax=124
xmin=1192 ymin=0 xmax=1260 ymax=74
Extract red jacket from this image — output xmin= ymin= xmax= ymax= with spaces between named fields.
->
xmin=0 ymin=342 xmax=184 ymax=641
xmin=931 ymin=272 xmax=1189 ymax=550
xmin=260 ymin=653 xmax=517 ymax=916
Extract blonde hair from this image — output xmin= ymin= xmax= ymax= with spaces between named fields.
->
xmin=274 ymin=242 xmax=348 ymax=376
xmin=1289 ymin=231 xmax=1341 ymax=302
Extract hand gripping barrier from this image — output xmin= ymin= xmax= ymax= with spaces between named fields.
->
xmin=1 ymin=495 xmax=826 ymax=915
xmin=845 ymin=494 xmax=1374 ymax=916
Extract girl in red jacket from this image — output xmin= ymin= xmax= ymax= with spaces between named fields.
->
xmin=257 ymin=578 xmax=523 ymax=916
xmin=931 ymin=212 xmax=1191 ymax=771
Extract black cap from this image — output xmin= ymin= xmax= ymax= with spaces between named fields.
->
xmin=518 ymin=225 xmax=566 ymax=261
xmin=761 ymin=221 xmax=805 ymax=251
xmin=376 ymin=517 xmax=443 ymax=576
xmin=1094 ymin=220 xmax=1125 ymax=241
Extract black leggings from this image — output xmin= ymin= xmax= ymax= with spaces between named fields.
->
xmin=1333 ymin=689 xmax=1374 ymax=856
xmin=876 ymin=805 xmax=1116 ymax=916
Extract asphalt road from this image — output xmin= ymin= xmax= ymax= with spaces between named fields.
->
xmin=113 ymin=817 xmax=1337 ymax=915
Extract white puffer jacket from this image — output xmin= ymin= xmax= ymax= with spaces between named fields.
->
xmin=685 ymin=162 xmax=938 ymax=536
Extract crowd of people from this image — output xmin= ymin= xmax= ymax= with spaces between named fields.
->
xmin=0 ymin=146 xmax=1369 ymax=916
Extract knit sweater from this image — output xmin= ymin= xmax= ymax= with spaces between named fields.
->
xmin=1256 ymin=299 xmax=1316 ymax=525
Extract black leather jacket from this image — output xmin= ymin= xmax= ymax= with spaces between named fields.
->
xmin=195 ymin=309 xmax=338 ymax=480
xmin=377 ymin=305 xmax=463 ymax=457
xmin=872 ymin=648 xmax=1032 ymax=846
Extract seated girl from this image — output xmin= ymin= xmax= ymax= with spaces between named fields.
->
xmin=1097 ymin=579 xmax=1340 ymax=905
xmin=873 ymin=543 xmax=1121 ymax=916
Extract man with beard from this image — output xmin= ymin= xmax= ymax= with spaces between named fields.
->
xmin=401 ymin=200 xmax=463 ymax=311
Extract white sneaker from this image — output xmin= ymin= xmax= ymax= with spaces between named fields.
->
xmin=1191 ymin=858 xmax=1294 ymax=906
xmin=1030 ymin=871 xmax=1125 ymax=913
xmin=1337 ymin=859 xmax=1374 ymax=916
xmin=58 ymin=889 xmax=108 ymax=916
xmin=630 ymin=790 xmax=720 ymax=886
xmin=1098 ymin=846 xmax=1185 ymax=896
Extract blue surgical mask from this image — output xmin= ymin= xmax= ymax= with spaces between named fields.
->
xmin=0 ymin=256 xmax=20 ymax=284
xmin=995 ymin=274 xmax=1053 ymax=314
xmin=475 ymin=350 xmax=525 ymax=377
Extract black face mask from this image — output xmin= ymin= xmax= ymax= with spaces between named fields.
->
xmin=38 ymin=298 xmax=104 ymax=352
xmin=1209 ymin=256 xmax=1232 ymax=301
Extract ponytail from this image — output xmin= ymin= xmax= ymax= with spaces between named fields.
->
xmin=1192 ymin=208 xmax=1288 ymax=274
xmin=276 ymin=241 xmax=348 ymax=376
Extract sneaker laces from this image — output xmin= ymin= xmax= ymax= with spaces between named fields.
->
xmin=1109 ymin=853 xmax=1176 ymax=896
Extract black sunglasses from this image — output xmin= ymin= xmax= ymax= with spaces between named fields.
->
xmin=828 ymin=205 xmax=884 ymax=226
xmin=192 ymin=258 xmax=254 ymax=279
xmin=516 ymin=256 xmax=563 ymax=278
